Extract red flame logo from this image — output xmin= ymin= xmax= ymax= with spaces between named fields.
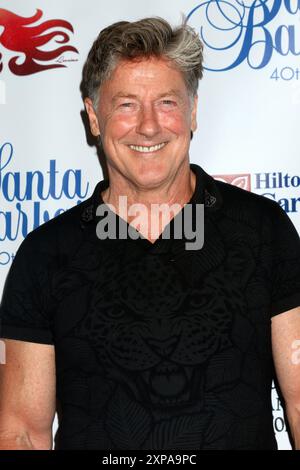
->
xmin=0 ymin=8 xmax=78 ymax=75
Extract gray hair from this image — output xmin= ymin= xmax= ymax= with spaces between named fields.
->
xmin=81 ymin=17 xmax=204 ymax=110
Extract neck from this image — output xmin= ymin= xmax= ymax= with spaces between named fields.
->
xmin=100 ymin=162 xmax=196 ymax=243
xmin=102 ymin=163 xmax=195 ymax=208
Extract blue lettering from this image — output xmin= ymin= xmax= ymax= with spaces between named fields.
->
xmin=0 ymin=252 xmax=11 ymax=266
xmin=0 ymin=141 xmax=91 ymax=241
xmin=0 ymin=144 xmax=89 ymax=202
xmin=275 ymin=25 xmax=300 ymax=55
xmin=187 ymin=0 xmax=300 ymax=71
xmin=284 ymin=0 xmax=300 ymax=14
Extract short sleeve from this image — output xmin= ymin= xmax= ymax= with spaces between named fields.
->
xmin=0 ymin=232 xmax=54 ymax=344
xmin=269 ymin=202 xmax=300 ymax=317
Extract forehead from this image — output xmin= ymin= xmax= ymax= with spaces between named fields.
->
xmin=99 ymin=56 xmax=188 ymax=98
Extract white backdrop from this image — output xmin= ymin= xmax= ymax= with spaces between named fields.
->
xmin=0 ymin=0 xmax=299 ymax=450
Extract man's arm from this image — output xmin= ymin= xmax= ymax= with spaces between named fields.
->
xmin=0 ymin=339 xmax=56 ymax=450
xmin=271 ymin=306 xmax=300 ymax=449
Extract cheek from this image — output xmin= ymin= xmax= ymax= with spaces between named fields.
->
xmin=104 ymin=114 xmax=136 ymax=138
xmin=160 ymin=112 xmax=191 ymax=135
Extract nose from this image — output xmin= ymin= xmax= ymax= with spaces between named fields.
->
xmin=136 ymin=104 xmax=161 ymax=139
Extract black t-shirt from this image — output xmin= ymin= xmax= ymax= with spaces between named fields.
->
xmin=1 ymin=163 xmax=300 ymax=450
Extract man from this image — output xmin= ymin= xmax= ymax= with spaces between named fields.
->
xmin=0 ymin=17 xmax=300 ymax=450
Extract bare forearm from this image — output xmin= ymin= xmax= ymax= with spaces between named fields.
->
xmin=0 ymin=430 xmax=52 ymax=450
xmin=286 ymin=406 xmax=300 ymax=450
xmin=290 ymin=425 xmax=300 ymax=450
xmin=0 ymin=430 xmax=34 ymax=449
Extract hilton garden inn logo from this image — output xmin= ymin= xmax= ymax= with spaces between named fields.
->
xmin=214 ymin=171 xmax=300 ymax=213
xmin=255 ymin=172 xmax=300 ymax=212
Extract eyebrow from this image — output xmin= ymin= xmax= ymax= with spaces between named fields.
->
xmin=157 ymin=89 xmax=183 ymax=99
xmin=112 ymin=93 xmax=137 ymax=103
xmin=111 ymin=89 xmax=183 ymax=103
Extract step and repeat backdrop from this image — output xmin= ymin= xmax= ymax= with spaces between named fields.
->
xmin=0 ymin=0 xmax=299 ymax=449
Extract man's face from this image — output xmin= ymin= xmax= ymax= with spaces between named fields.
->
xmin=85 ymin=56 xmax=198 ymax=189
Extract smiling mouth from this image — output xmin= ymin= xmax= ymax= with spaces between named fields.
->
xmin=128 ymin=142 xmax=167 ymax=153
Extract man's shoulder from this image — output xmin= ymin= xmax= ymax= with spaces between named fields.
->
xmin=215 ymin=178 xmax=280 ymax=213
xmin=20 ymin=196 xmax=93 ymax=255
xmin=212 ymin=177 xmax=286 ymax=228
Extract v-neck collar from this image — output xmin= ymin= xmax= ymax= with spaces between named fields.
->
xmin=80 ymin=163 xmax=223 ymax=251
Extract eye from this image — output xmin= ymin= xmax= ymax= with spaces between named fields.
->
xmin=120 ymin=102 xmax=133 ymax=108
xmin=118 ymin=101 xmax=138 ymax=112
xmin=161 ymin=99 xmax=176 ymax=106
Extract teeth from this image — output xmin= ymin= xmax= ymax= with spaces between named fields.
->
xmin=129 ymin=142 xmax=166 ymax=153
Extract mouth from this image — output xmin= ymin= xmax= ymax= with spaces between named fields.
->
xmin=128 ymin=142 xmax=167 ymax=153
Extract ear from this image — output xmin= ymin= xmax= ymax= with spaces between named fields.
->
xmin=191 ymin=95 xmax=198 ymax=133
xmin=84 ymin=97 xmax=100 ymax=137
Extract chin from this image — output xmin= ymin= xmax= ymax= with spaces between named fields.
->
xmin=133 ymin=163 xmax=171 ymax=187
